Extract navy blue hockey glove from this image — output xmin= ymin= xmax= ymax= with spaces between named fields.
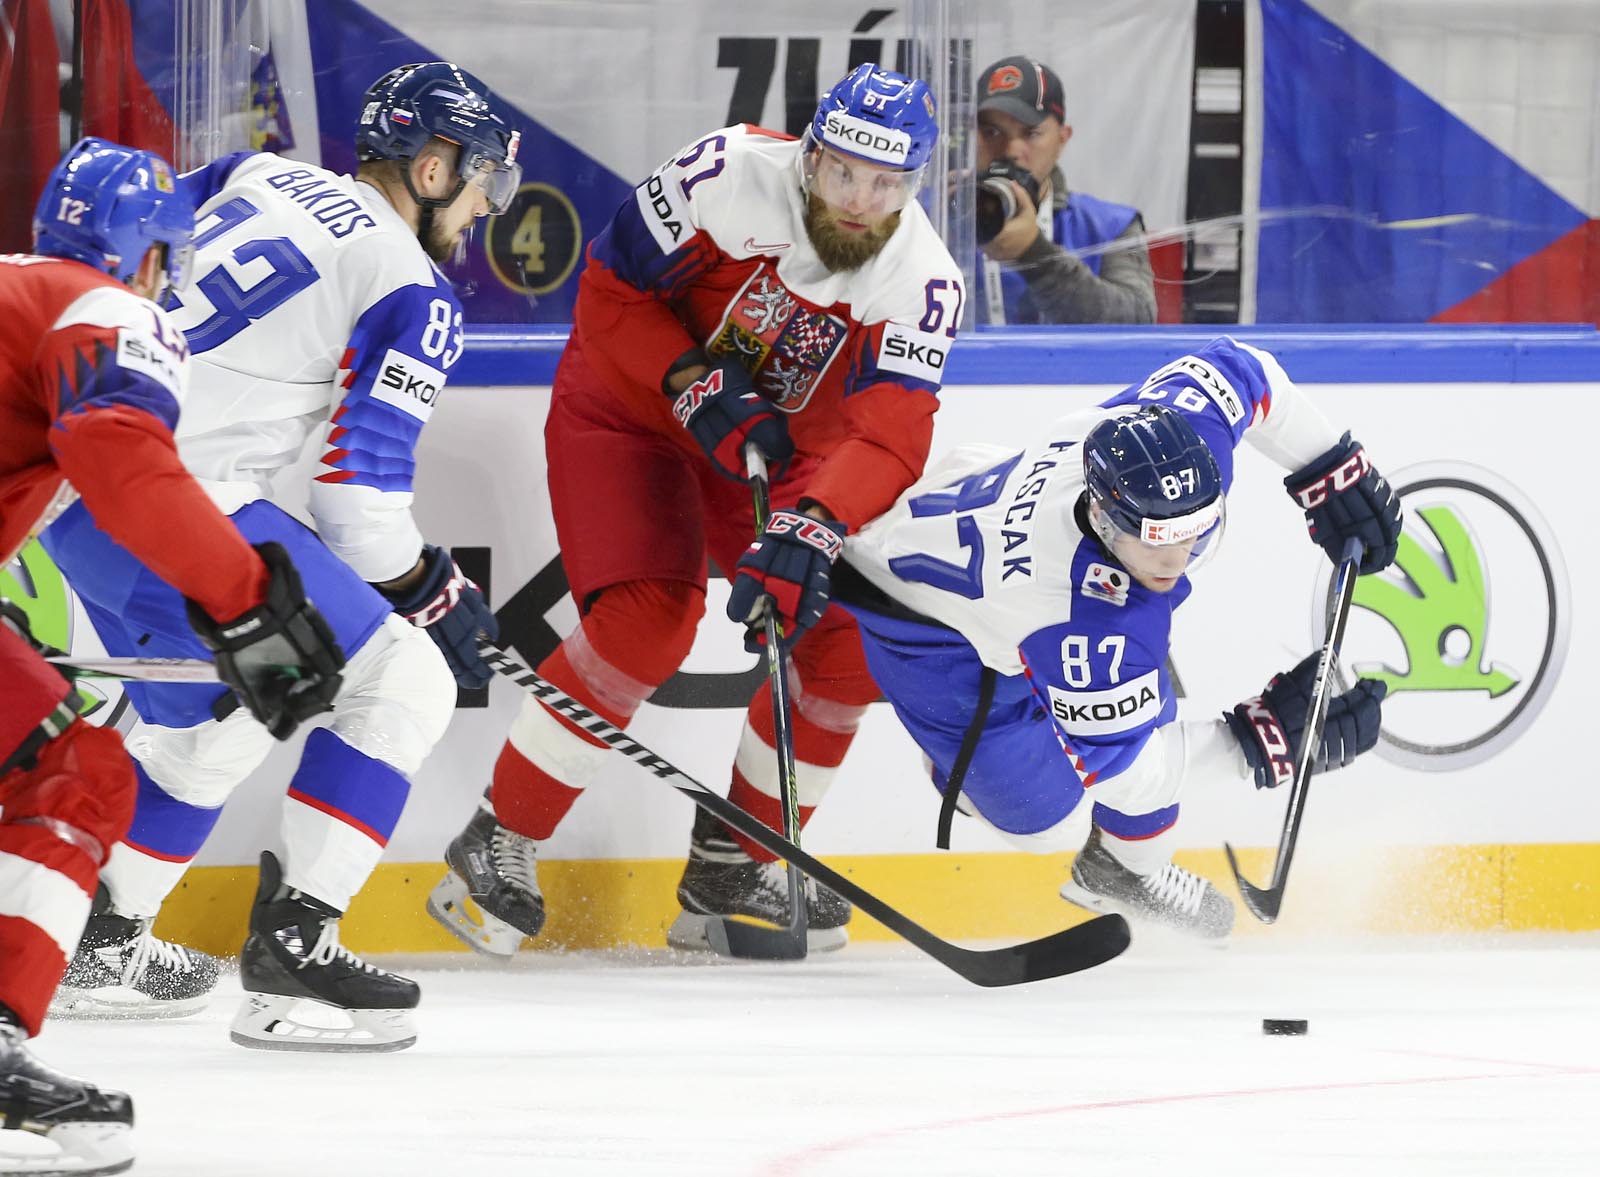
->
xmin=379 ymin=544 xmax=498 ymax=690
xmin=186 ymin=543 xmax=346 ymax=741
xmin=671 ymin=361 xmax=793 ymax=483
xmin=1285 ymin=433 xmax=1402 ymax=575
xmin=726 ymin=511 xmax=846 ymax=653
xmin=1223 ymin=653 xmax=1388 ymax=790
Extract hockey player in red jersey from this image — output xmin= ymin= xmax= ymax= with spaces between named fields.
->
xmin=428 ymin=64 xmax=964 ymax=956
xmin=0 ymin=138 xmax=343 ymax=1175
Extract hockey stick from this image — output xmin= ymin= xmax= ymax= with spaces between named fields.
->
xmin=45 ymin=655 xmax=219 ymax=683
xmin=479 ymin=640 xmax=1131 ymax=987
xmin=1224 ymin=535 xmax=1364 ymax=923
xmin=690 ymin=446 xmax=810 ymax=961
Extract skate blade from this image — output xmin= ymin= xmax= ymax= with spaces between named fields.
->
xmin=666 ymin=910 xmax=847 ymax=955
xmin=1058 ymin=879 xmax=1119 ymax=917
xmin=0 ymin=1121 xmax=133 ymax=1175
xmin=426 ymin=871 xmax=527 ymax=958
xmin=50 ymin=985 xmax=209 ymax=1021
xmin=229 ymin=993 xmax=416 ymax=1053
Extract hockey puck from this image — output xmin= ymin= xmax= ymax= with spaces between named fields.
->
xmin=1262 ymin=1018 xmax=1309 ymax=1036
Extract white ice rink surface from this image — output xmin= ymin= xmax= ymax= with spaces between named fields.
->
xmin=20 ymin=934 xmax=1600 ymax=1177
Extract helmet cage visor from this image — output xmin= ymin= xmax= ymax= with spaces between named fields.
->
xmin=799 ymin=129 xmax=926 ymax=214
xmin=456 ymin=139 xmax=521 ymax=215
xmin=163 ymin=240 xmax=196 ymax=292
xmin=1092 ymin=492 xmax=1226 ymax=578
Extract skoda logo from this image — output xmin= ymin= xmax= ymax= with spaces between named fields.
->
xmin=1311 ymin=462 xmax=1569 ymax=771
xmin=2 ymin=541 xmax=134 ymax=732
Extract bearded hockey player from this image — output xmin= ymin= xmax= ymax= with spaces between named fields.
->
xmin=42 ymin=63 xmax=518 ymax=1052
xmin=429 ymin=64 xmax=964 ymax=957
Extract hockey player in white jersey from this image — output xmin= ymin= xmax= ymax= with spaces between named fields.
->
xmin=840 ymin=338 xmax=1402 ymax=937
xmin=41 ymin=63 xmax=520 ymax=1050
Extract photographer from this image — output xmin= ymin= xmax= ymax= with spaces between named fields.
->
xmin=974 ymin=56 xmax=1156 ymax=325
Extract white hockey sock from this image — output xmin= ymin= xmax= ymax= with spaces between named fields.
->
xmin=1100 ymin=826 xmax=1181 ymax=877
xmin=101 ymin=841 xmax=193 ymax=921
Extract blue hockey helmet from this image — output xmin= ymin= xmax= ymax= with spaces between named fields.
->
xmin=1082 ymin=406 xmax=1225 ymax=581
xmin=355 ymin=62 xmax=522 ymax=214
xmin=802 ymin=63 xmax=939 ymax=212
xmin=32 ymin=137 xmax=195 ymax=291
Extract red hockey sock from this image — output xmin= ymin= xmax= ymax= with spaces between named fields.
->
xmin=492 ymin=580 xmax=704 ymax=840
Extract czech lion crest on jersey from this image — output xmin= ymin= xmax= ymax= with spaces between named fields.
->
xmin=707 ymin=265 xmax=847 ymax=412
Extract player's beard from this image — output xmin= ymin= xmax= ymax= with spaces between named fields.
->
xmin=422 ymin=214 xmax=467 ymax=266
xmin=803 ymin=194 xmax=901 ymax=272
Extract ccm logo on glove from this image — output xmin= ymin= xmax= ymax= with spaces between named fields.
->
xmin=669 ymin=362 xmax=794 ymax=482
xmin=760 ymin=510 xmax=845 ymax=560
xmin=1291 ymin=447 xmax=1372 ymax=510
xmin=671 ymin=367 xmax=726 ymax=424
xmin=1237 ymin=696 xmax=1294 ymax=788
xmin=404 ymin=565 xmax=469 ymax=628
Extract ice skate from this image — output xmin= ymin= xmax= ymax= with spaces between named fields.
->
xmin=427 ymin=791 xmax=545 ymax=957
xmin=0 ymin=1021 xmax=134 ymax=1175
xmin=667 ymin=808 xmax=850 ymax=953
xmin=1060 ymin=827 xmax=1235 ymax=939
xmin=51 ymin=886 xmax=219 ymax=1020
xmin=230 ymin=852 xmax=419 ymax=1053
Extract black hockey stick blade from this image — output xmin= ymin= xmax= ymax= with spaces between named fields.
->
xmin=1225 ymin=535 xmax=1365 ymax=924
xmin=702 ymin=914 xmax=807 ymax=961
xmin=1223 ymin=840 xmax=1284 ymax=923
xmin=481 ymin=642 xmax=1130 ymax=986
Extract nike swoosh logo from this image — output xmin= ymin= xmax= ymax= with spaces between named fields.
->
xmin=744 ymin=237 xmax=791 ymax=253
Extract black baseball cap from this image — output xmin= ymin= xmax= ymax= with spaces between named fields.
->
xmin=976 ymin=56 xmax=1065 ymax=126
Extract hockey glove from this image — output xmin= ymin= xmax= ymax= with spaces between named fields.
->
xmin=1285 ymin=433 xmax=1402 ymax=575
xmin=1223 ymin=652 xmax=1388 ymax=790
xmin=726 ymin=511 xmax=846 ymax=653
xmin=378 ymin=544 xmax=499 ymax=690
xmin=671 ymin=361 xmax=793 ymax=482
xmin=186 ymin=542 xmax=346 ymax=741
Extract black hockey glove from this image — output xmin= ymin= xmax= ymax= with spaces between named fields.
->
xmin=726 ymin=510 xmax=846 ymax=652
xmin=186 ymin=542 xmax=345 ymax=741
xmin=378 ymin=544 xmax=498 ymax=690
xmin=671 ymin=360 xmax=793 ymax=482
xmin=1285 ymin=433 xmax=1402 ymax=575
xmin=1223 ymin=653 xmax=1388 ymax=790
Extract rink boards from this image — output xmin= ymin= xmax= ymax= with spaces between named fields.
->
xmin=76 ymin=328 xmax=1600 ymax=953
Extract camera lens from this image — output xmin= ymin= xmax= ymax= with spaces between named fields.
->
xmin=975 ymin=177 xmax=1018 ymax=246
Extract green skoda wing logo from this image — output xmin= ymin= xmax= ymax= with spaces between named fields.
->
xmin=1350 ymin=505 xmax=1518 ymax=698
xmin=2 ymin=540 xmax=129 ymax=725
xmin=0 ymin=540 xmax=72 ymax=650
xmin=1316 ymin=463 xmax=1569 ymax=772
